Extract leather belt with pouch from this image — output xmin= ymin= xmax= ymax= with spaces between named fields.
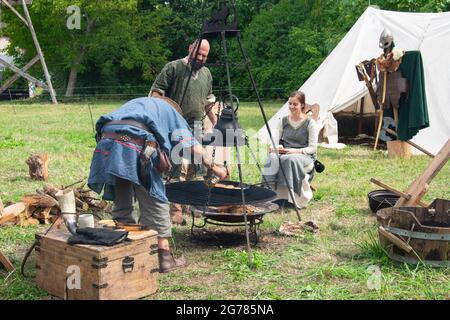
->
xmin=101 ymin=120 xmax=173 ymax=178
xmin=101 ymin=132 xmax=145 ymax=146
xmin=104 ymin=120 xmax=151 ymax=132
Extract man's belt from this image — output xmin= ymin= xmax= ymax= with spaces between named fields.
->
xmin=101 ymin=132 xmax=145 ymax=146
xmin=104 ymin=120 xmax=151 ymax=133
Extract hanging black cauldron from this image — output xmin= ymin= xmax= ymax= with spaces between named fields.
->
xmin=203 ymin=97 xmax=246 ymax=147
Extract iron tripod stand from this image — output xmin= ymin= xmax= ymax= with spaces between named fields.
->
xmin=177 ymin=5 xmax=303 ymax=266
xmin=189 ymin=207 xmax=264 ymax=245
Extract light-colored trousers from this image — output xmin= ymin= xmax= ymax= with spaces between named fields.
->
xmin=112 ymin=177 xmax=171 ymax=238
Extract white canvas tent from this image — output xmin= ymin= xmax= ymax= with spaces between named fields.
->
xmin=257 ymin=7 xmax=450 ymax=155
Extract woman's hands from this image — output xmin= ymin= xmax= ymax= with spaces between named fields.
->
xmin=279 ymin=148 xmax=303 ymax=155
xmin=268 ymin=146 xmax=304 ymax=155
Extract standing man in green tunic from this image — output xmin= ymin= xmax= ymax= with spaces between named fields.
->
xmin=149 ymin=39 xmax=218 ymax=225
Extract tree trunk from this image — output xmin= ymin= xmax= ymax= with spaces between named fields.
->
xmin=65 ymin=19 xmax=95 ymax=97
xmin=65 ymin=67 xmax=79 ymax=97
xmin=66 ymin=67 xmax=78 ymax=97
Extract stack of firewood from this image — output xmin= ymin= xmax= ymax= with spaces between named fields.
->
xmin=0 ymin=184 xmax=110 ymax=227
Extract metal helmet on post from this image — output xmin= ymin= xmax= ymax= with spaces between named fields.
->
xmin=379 ymin=28 xmax=394 ymax=53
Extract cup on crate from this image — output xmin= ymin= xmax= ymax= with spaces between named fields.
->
xmin=78 ymin=214 xmax=95 ymax=229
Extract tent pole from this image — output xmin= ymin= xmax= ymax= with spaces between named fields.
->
xmin=358 ymin=96 xmax=365 ymax=135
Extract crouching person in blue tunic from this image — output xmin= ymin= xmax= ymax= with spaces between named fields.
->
xmin=87 ymin=97 xmax=228 ymax=273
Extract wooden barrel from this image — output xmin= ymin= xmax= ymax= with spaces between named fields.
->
xmin=376 ymin=199 xmax=450 ymax=267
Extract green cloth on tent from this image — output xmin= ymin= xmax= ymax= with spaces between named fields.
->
xmin=397 ymin=51 xmax=429 ymax=141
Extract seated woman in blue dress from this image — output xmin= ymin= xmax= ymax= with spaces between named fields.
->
xmin=262 ymin=91 xmax=318 ymax=208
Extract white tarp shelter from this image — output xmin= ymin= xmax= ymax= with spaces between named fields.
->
xmin=257 ymin=7 xmax=450 ymax=155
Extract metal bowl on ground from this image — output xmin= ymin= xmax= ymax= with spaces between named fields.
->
xmin=368 ymin=189 xmax=400 ymax=213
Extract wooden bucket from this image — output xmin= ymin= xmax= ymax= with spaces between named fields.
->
xmin=376 ymin=199 xmax=450 ymax=267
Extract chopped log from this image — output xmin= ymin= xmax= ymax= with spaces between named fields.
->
xmin=84 ymin=197 xmax=108 ymax=210
xmin=50 ymin=206 xmax=60 ymax=216
xmin=41 ymin=207 xmax=52 ymax=224
xmin=75 ymin=198 xmax=89 ymax=212
xmin=32 ymin=207 xmax=52 ymax=224
xmin=22 ymin=194 xmax=58 ymax=208
xmin=26 ymin=153 xmax=49 ymax=181
xmin=0 ymin=202 xmax=26 ymax=225
xmin=17 ymin=213 xmax=40 ymax=227
xmin=49 ymin=215 xmax=60 ymax=224
xmin=43 ymin=184 xmax=62 ymax=198
xmin=23 ymin=205 xmax=33 ymax=218
xmin=386 ymin=140 xmax=412 ymax=158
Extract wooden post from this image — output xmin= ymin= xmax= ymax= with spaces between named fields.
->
xmin=358 ymin=96 xmax=365 ymax=135
xmin=0 ymin=55 xmax=40 ymax=95
xmin=0 ymin=197 xmax=4 ymax=215
xmin=0 ymin=57 xmax=48 ymax=89
xmin=21 ymin=0 xmax=58 ymax=104
xmin=1 ymin=0 xmax=29 ymax=26
xmin=0 ymin=251 xmax=15 ymax=272
xmin=0 ymin=0 xmax=57 ymax=104
xmin=396 ymin=139 xmax=450 ymax=207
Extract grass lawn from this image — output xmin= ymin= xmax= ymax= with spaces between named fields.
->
xmin=0 ymin=100 xmax=449 ymax=300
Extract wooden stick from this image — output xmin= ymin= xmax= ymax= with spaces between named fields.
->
xmin=393 ymin=107 xmax=399 ymax=127
xmin=0 ymin=251 xmax=15 ymax=272
xmin=22 ymin=0 xmax=58 ymax=104
xmin=370 ymin=178 xmax=428 ymax=207
xmin=374 ymin=109 xmax=384 ymax=150
xmin=0 ymin=57 xmax=48 ymax=89
xmin=358 ymin=96 xmax=365 ymax=135
xmin=63 ymin=179 xmax=84 ymax=189
xmin=379 ymin=226 xmax=413 ymax=253
xmin=370 ymin=178 xmax=411 ymax=200
xmin=0 ymin=0 xmax=29 ymax=26
xmin=384 ymin=128 xmax=434 ymax=158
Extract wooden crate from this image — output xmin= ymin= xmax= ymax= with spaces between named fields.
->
xmin=35 ymin=229 xmax=159 ymax=300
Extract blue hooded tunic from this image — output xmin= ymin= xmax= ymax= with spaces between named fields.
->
xmin=87 ymin=97 xmax=197 ymax=202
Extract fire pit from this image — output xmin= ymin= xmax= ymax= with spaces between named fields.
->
xmin=166 ymin=181 xmax=278 ymax=244
xmin=166 ymin=181 xmax=276 ymax=206
xmin=190 ymin=202 xmax=279 ymax=244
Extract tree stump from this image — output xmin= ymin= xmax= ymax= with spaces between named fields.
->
xmin=387 ymin=140 xmax=412 ymax=158
xmin=26 ymin=153 xmax=49 ymax=181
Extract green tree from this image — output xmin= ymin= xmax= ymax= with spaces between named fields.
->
xmin=1 ymin=0 xmax=172 ymax=97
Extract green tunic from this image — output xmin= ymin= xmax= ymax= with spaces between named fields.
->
xmin=151 ymin=58 xmax=213 ymax=127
